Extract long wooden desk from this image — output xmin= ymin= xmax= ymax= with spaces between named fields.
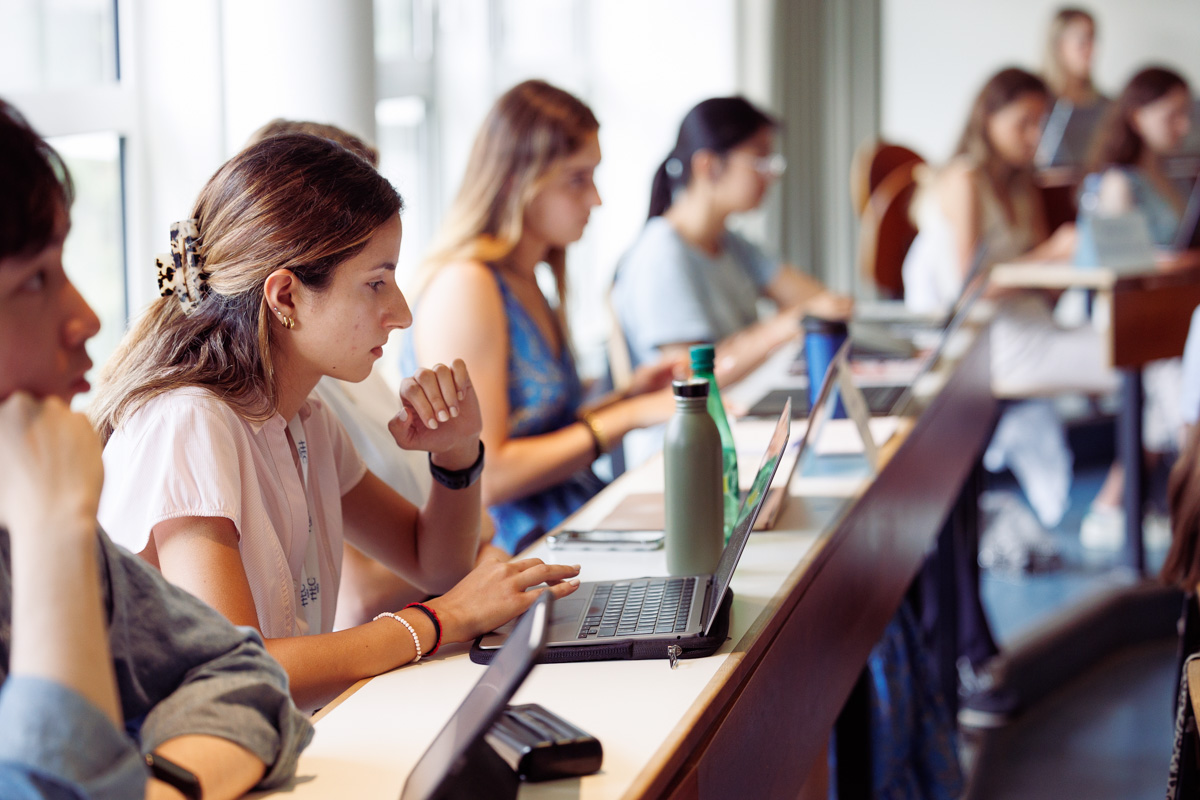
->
xmin=251 ymin=322 xmax=998 ymax=799
xmin=990 ymin=252 xmax=1200 ymax=573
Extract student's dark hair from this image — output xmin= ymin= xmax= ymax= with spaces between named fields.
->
xmin=648 ymin=96 xmax=777 ymax=219
xmin=953 ymin=68 xmax=1049 ymax=204
xmin=1164 ymin=424 xmax=1200 ymax=591
xmin=91 ymin=133 xmax=402 ymax=442
xmin=0 ymin=98 xmax=74 ymax=263
xmin=247 ymin=118 xmax=380 ymax=167
xmin=1086 ymin=66 xmax=1189 ymax=172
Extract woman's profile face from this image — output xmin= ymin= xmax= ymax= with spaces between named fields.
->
xmin=1058 ymin=18 xmax=1095 ymax=81
xmin=1131 ymin=85 xmax=1193 ymax=156
xmin=285 ymin=214 xmax=410 ymax=384
xmin=523 ymin=133 xmax=602 ymax=249
xmin=986 ymin=92 xmax=1048 ymax=168
xmin=0 ymin=206 xmax=100 ymax=403
xmin=712 ymin=126 xmax=778 ymax=214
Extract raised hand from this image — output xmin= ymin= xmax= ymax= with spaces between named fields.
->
xmin=425 ymin=557 xmax=581 ymax=644
xmin=388 ymin=359 xmax=483 ymax=467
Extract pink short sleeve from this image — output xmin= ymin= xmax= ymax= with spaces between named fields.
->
xmin=99 ymin=390 xmax=247 ymax=555
xmin=308 ymin=395 xmax=368 ymax=496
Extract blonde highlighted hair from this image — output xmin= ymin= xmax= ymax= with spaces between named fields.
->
xmin=1043 ymin=7 xmax=1097 ymax=101
xmin=91 ymin=133 xmax=402 ymax=443
xmin=416 ymin=80 xmax=599 ymax=329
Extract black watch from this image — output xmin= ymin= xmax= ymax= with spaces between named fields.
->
xmin=428 ymin=441 xmax=485 ymax=490
xmin=145 ymin=751 xmax=202 ymax=799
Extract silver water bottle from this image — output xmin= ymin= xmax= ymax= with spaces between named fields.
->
xmin=664 ymin=378 xmax=724 ymax=576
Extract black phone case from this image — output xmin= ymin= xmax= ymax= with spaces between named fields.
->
xmin=469 ymin=589 xmax=733 ymax=665
xmin=484 ymin=703 xmax=603 ymax=782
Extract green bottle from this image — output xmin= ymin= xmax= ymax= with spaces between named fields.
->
xmin=689 ymin=344 xmax=739 ymax=542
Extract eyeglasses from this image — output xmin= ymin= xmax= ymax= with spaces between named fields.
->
xmin=741 ymin=152 xmax=787 ymax=178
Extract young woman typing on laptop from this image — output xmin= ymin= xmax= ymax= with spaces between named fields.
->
xmin=404 ymin=80 xmax=680 ymax=555
xmin=91 ymin=134 xmax=581 ymax=713
xmin=0 ymin=99 xmax=313 ymax=799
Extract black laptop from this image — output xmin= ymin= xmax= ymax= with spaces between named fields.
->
xmin=1173 ymin=178 xmax=1200 ymax=253
xmin=400 ymin=593 xmax=551 ymax=800
xmin=472 ymin=399 xmax=794 ymax=665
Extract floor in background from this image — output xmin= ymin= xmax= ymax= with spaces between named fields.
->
xmin=967 ymin=462 xmax=1177 ymax=799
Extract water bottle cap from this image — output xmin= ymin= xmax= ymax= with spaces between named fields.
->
xmin=689 ymin=343 xmax=716 ymax=370
xmin=672 ymin=378 xmax=710 ymax=398
xmin=801 ymin=315 xmax=849 ymax=336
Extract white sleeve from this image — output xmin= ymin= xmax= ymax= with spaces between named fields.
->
xmin=99 ymin=395 xmax=246 ymax=554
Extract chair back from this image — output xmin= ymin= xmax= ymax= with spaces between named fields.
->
xmin=850 ymin=140 xmax=925 ymax=218
xmin=857 ymin=160 xmax=921 ymax=300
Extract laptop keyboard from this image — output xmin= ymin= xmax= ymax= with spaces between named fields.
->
xmin=577 ymin=577 xmax=696 ymax=639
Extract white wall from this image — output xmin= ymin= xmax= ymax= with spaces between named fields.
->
xmin=882 ymin=0 xmax=1200 ymax=163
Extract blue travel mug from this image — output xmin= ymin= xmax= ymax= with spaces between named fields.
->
xmin=802 ymin=315 xmax=848 ymax=418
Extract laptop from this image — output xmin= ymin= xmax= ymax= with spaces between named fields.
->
xmin=1035 ymin=98 xmax=1109 ymax=168
xmin=1173 ymin=177 xmax=1200 ymax=253
xmin=472 ymin=398 xmax=795 ymax=665
xmin=749 ymin=246 xmax=992 ymax=422
xmin=400 ymin=593 xmax=551 ymax=800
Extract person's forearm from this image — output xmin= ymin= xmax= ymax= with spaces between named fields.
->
xmin=8 ymin=521 xmax=121 ymax=727
xmin=412 ymin=477 xmax=482 ymax=594
xmin=712 ymin=312 xmax=801 ymax=385
xmin=265 ymin=612 xmax=435 ymax=712
xmin=149 ymin=735 xmax=266 ymax=800
xmin=481 ymin=424 xmax=600 ymax=507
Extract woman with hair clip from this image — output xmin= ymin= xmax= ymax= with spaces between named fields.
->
xmin=1043 ymin=7 xmax=1105 ymax=108
xmin=1083 ymin=66 xmax=1193 ymax=246
xmin=0 ymin=98 xmax=313 ymax=799
xmin=406 ymin=79 xmax=678 ymax=555
xmin=242 ymin=118 xmax=506 ymax=629
xmin=92 ymin=133 xmax=581 ymax=713
xmin=611 ymin=95 xmax=851 ymax=382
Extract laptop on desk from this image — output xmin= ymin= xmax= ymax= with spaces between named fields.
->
xmin=471 ymin=398 xmax=795 ymax=665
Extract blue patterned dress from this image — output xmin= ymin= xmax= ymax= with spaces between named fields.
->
xmin=402 ymin=272 xmax=604 ymax=554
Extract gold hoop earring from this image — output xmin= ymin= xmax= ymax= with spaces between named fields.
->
xmin=274 ymin=306 xmax=295 ymax=330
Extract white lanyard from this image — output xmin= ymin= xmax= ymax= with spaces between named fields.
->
xmin=287 ymin=415 xmax=323 ymax=636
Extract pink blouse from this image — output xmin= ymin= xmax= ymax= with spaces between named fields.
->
xmin=98 ymin=387 xmax=367 ymax=638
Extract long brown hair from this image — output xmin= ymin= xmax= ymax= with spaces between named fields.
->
xmin=417 ymin=79 xmax=599 ymax=330
xmin=1165 ymin=425 xmax=1200 ymax=591
xmin=1042 ymin=8 xmax=1097 ymax=100
xmin=1086 ymin=66 xmax=1189 ymax=172
xmin=954 ymin=67 xmax=1049 ymax=203
xmin=91 ymin=134 xmax=402 ymax=442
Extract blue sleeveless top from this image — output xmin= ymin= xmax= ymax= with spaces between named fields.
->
xmin=401 ymin=272 xmax=603 ymax=554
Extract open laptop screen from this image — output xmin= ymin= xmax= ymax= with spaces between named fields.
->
xmin=400 ymin=594 xmax=551 ymax=800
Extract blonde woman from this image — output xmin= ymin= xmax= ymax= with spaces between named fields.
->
xmin=406 ymin=80 xmax=677 ymax=554
xmin=92 ymin=133 xmax=580 ymax=712
xmin=1043 ymin=7 xmax=1105 ymax=108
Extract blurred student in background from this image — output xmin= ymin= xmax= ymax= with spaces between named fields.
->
xmin=612 ymin=96 xmax=852 ymax=385
xmin=904 ymin=67 xmax=1116 ymax=533
xmin=407 ymin=80 xmax=678 ymax=555
xmin=1043 ymin=7 xmax=1106 ymax=108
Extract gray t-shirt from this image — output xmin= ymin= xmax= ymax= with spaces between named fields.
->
xmin=0 ymin=528 xmax=313 ymax=799
xmin=612 ymin=217 xmax=781 ymax=368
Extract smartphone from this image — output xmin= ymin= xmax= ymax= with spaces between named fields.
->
xmin=545 ymin=529 xmax=664 ymax=551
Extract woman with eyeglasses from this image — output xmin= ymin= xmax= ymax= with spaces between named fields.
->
xmin=612 ymin=96 xmax=852 ymax=387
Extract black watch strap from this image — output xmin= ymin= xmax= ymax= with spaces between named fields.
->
xmin=428 ymin=441 xmax=485 ymax=490
xmin=145 ymin=752 xmax=202 ymax=799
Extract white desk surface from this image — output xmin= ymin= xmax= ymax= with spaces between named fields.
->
xmin=251 ymin=337 xmax=971 ymax=800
